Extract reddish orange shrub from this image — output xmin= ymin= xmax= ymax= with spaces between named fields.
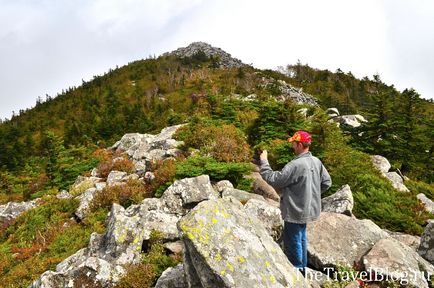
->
xmin=150 ymin=159 xmax=177 ymax=189
xmin=93 ymin=149 xmax=135 ymax=179
xmin=91 ymin=179 xmax=150 ymax=210
xmin=112 ymin=158 xmax=135 ymax=174
xmin=175 ymin=123 xmax=251 ymax=162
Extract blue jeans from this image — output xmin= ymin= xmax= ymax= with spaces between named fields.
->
xmin=283 ymin=222 xmax=307 ymax=269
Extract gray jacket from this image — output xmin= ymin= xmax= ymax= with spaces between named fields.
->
xmin=260 ymin=152 xmax=331 ymax=224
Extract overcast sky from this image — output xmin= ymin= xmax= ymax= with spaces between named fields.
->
xmin=1 ymin=0 xmax=433 ymax=120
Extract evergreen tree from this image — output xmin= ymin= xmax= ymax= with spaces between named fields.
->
xmin=39 ymin=131 xmax=63 ymax=181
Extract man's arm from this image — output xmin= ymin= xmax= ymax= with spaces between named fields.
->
xmin=259 ymin=150 xmax=294 ymax=189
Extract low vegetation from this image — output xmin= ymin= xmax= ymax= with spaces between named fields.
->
xmin=0 ymin=196 xmax=107 ymax=286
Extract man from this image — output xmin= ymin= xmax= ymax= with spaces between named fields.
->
xmin=259 ymin=130 xmax=331 ymax=272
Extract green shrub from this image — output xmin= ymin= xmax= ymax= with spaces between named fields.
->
xmin=406 ymin=180 xmax=434 ymax=200
xmin=175 ymin=155 xmax=252 ymax=190
xmin=52 ymin=145 xmax=100 ymax=190
xmin=353 ymin=173 xmax=428 ymax=234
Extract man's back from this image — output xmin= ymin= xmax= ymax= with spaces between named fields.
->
xmin=260 ymin=152 xmax=331 ymax=224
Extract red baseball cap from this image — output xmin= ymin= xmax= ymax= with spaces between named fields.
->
xmin=287 ymin=131 xmax=312 ymax=143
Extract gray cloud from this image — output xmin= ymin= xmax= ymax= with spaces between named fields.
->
xmin=383 ymin=0 xmax=434 ymax=98
xmin=0 ymin=0 xmax=433 ymax=120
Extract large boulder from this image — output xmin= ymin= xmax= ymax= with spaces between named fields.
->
xmin=106 ymin=171 xmax=128 ymax=185
xmin=29 ymin=248 xmax=125 ymax=288
xmin=221 ymin=187 xmax=265 ymax=204
xmin=161 ymin=175 xmax=219 ymax=215
xmin=74 ymin=178 xmax=109 ymax=221
xmin=244 ymin=199 xmax=283 ymax=240
xmin=178 ymin=198 xmax=310 ymax=287
xmin=363 ymin=238 xmax=434 ymax=288
xmin=214 ymin=180 xmax=234 ymax=193
xmin=385 ymin=230 xmax=421 ymax=252
xmin=111 ymin=125 xmax=185 ymax=173
xmin=99 ymin=200 xmax=180 ymax=265
xmin=419 ymin=221 xmax=434 ymax=264
xmin=371 ymin=155 xmax=409 ymax=192
xmin=155 ymin=264 xmax=187 ymax=288
xmin=30 ymin=196 xmax=181 ymax=287
xmin=307 ymin=212 xmax=388 ymax=270
xmin=74 ymin=187 xmax=98 ymax=220
xmin=321 ymin=184 xmax=354 ymax=216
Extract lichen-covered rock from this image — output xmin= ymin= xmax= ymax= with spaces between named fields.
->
xmin=419 ymin=221 xmax=434 ymax=264
xmin=155 ymin=264 xmax=187 ymax=288
xmin=221 ymin=187 xmax=265 ymax=204
xmin=161 ymin=175 xmax=219 ymax=215
xmin=244 ymin=199 xmax=282 ymax=240
xmin=73 ymin=175 xmax=102 ymax=187
xmin=31 ymin=195 xmax=180 ymax=287
xmin=70 ymin=176 xmax=101 ymax=197
xmin=74 ymin=187 xmax=98 ymax=220
xmin=0 ymin=199 xmax=40 ymax=227
xmin=29 ymin=271 xmax=66 ymax=288
xmin=57 ymin=190 xmax=73 ymax=200
xmin=29 ymin=251 xmax=125 ymax=288
xmin=363 ymin=238 xmax=434 ymax=288
xmin=178 ymin=198 xmax=309 ymax=287
xmin=111 ymin=133 xmax=152 ymax=151
xmin=307 ymin=212 xmax=388 ymax=270
xmin=214 ymin=180 xmax=234 ymax=193
xmin=304 ymin=268 xmax=330 ymax=288
xmin=100 ymin=201 xmax=180 ymax=265
xmin=111 ymin=125 xmax=184 ymax=172
xmin=106 ymin=171 xmax=127 ymax=185
xmin=321 ymin=184 xmax=354 ymax=216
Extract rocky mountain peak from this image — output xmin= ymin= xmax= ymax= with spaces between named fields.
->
xmin=164 ymin=42 xmax=246 ymax=68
